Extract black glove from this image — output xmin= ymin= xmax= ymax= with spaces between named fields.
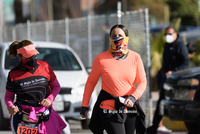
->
xmin=127 ymin=95 xmax=136 ymax=104
xmin=80 ymin=107 xmax=88 ymax=116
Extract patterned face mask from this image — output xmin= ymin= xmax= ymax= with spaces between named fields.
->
xmin=109 ymin=36 xmax=129 ymax=56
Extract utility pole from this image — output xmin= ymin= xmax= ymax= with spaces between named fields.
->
xmin=198 ymin=0 xmax=200 ymax=12
xmin=122 ymin=0 xmax=127 ymax=13
xmin=163 ymin=4 xmax=169 ymax=24
xmin=47 ymin=0 xmax=54 ymax=20
xmin=88 ymin=0 xmax=94 ymax=15
xmin=117 ymin=1 xmax=122 ymax=24
xmin=30 ymin=0 xmax=35 ymax=22
xmin=88 ymin=0 xmax=93 ymax=67
xmin=0 ymin=0 xmax=3 ymax=43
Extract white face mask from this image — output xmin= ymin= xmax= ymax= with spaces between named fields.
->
xmin=165 ymin=34 xmax=174 ymax=43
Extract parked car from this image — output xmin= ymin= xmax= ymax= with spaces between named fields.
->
xmin=0 ymin=41 xmax=97 ymax=131
xmin=160 ymin=67 xmax=200 ymax=133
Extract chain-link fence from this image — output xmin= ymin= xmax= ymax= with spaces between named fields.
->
xmin=1 ymin=8 xmax=152 ymax=126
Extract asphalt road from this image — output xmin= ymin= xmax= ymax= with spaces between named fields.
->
xmin=0 ymin=119 xmax=188 ymax=134
xmin=0 ymin=120 xmax=92 ymax=134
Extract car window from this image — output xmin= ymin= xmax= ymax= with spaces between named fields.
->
xmin=5 ymin=48 xmax=82 ymax=71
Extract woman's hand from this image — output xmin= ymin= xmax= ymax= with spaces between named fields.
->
xmin=80 ymin=107 xmax=88 ymax=118
xmin=124 ymin=95 xmax=136 ymax=107
xmin=124 ymin=98 xmax=134 ymax=107
xmin=9 ymin=105 xmax=19 ymax=115
xmin=39 ymin=99 xmax=51 ymax=107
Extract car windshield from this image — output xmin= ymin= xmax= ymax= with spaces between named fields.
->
xmin=5 ymin=47 xmax=82 ymax=70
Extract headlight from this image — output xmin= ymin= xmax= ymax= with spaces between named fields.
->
xmin=164 ymin=79 xmax=198 ymax=101
xmin=177 ymin=79 xmax=199 ymax=86
xmin=174 ymin=89 xmax=196 ymax=101
xmin=163 ymin=83 xmax=173 ymax=90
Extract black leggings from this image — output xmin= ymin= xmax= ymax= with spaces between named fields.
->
xmin=99 ymin=109 xmax=136 ymax=134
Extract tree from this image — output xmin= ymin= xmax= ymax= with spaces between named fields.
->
xmin=94 ymin=0 xmax=119 ymax=14
xmin=128 ymin=0 xmax=165 ymax=22
xmin=191 ymin=38 xmax=200 ymax=66
xmin=53 ymin=0 xmax=82 ymax=20
xmin=166 ymin=0 xmax=200 ymax=26
xmin=14 ymin=0 xmax=23 ymax=24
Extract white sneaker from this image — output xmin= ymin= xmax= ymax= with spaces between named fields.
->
xmin=157 ymin=125 xmax=172 ymax=133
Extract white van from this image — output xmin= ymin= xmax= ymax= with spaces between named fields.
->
xmin=0 ymin=41 xmax=97 ymax=131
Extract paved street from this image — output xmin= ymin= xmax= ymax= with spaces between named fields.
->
xmin=0 ymin=91 xmax=189 ymax=134
xmin=0 ymin=119 xmax=188 ymax=134
xmin=0 ymin=129 xmax=188 ymax=134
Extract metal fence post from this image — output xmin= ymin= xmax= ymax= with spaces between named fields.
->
xmin=144 ymin=8 xmax=152 ymax=126
xmin=65 ymin=17 xmax=69 ymax=46
xmin=45 ymin=21 xmax=49 ymax=41
xmin=0 ymin=25 xmax=2 ymax=43
xmin=88 ymin=15 xmax=92 ymax=67
xmin=117 ymin=1 xmax=122 ymax=24
xmin=27 ymin=20 xmax=31 ymax=40
xmin=0 ymin=0 xmax=3 ymax=43
xmin=12 ymin=26 xmax=16 ymax=41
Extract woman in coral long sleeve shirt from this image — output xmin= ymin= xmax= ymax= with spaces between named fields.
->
xmin=80 ymin=24 xmax=147 ymax=134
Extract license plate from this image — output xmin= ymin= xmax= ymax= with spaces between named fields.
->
xmin=17 ymin=123 xmax=38 ymax=134
xmin=52 ymin=101 xmax=64 ymax=111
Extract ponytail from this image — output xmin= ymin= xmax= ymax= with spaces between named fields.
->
xmin=8 ymin=41 xmax=19 ymax=58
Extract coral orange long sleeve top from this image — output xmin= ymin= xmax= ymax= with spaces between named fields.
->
xmin=82 ymin=50 xmax=147 ymax=110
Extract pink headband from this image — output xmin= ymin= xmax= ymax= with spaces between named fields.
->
xmin=17 ymin=44 xmax=39 ymax=58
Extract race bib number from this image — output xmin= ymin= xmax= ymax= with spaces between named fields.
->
xmin=17 ymin=122 xmax=38 ymax=134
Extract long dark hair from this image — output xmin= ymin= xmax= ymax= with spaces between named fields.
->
xmin=109 ymin=24 xmax=128 ymax=37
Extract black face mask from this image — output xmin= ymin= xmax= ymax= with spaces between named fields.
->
xmin=26 ymin=55 xmax=37 ymax=67
xmin=20 ymin=55 xmax=38 ymax=70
